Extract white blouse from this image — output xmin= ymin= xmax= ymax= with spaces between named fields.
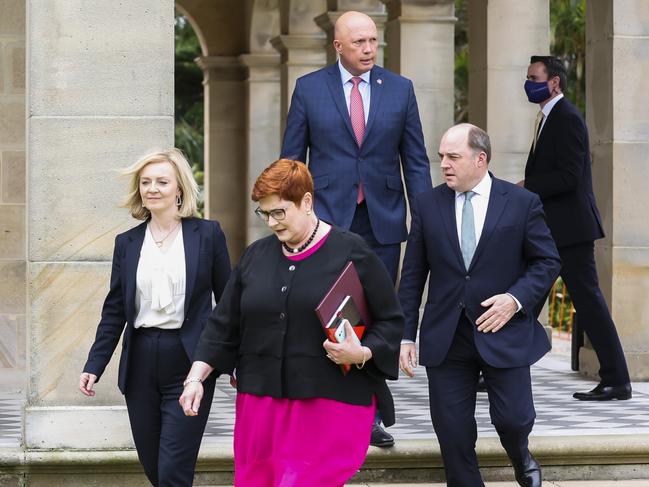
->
xmin=134 ymin=226 xmax=186 ymax=329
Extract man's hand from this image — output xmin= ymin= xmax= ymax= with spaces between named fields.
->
xmin=476 ymin=294 xmax=518 ymax=333
xmin=399 ymin=343 xmax=417 ymax=378
xmin=79 ymin=372 xmax=98 ymax=397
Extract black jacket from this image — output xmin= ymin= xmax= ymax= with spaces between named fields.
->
xmin=524 ymin=97 xmax=605 ymax=248
xmin=194 ymin=227 xmax=405 ymax=425
xmin=83 ymin=217 xmax=231 ymax=393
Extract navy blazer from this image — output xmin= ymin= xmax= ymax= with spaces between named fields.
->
xmin=398 ymin=176 xmax=561 ymax=368
xmin=524 ymin=97 xmax=605 ymax=248
xmin=281 ymin=63 xmax=432 ymax=245
xmin=83 ymin=217 xmax=231 ymax=393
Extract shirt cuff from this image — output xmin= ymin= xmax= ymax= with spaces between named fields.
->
xmin=401 ymin=339 xmax=415 ymax=345
xmin=506 ymin=293 xmax=522 ymax=312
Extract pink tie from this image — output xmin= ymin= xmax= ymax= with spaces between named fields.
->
xmin=350 ymin=76 xmax=365 ymax=204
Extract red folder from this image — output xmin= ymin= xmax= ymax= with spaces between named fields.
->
xmin=315 ymin=261 xmax=372 ymax=374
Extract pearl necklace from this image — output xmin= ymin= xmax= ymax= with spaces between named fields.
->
xmin=282 ymin=219 xmax=320 ymax=254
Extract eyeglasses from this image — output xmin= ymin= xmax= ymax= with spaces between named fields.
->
xmin=254 ymin=206 xmax=290 ymax=222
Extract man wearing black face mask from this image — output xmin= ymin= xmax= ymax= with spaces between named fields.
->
xmin=520 ymin=55 xmax=632 ymax=401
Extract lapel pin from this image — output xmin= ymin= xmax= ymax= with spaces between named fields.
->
xmin=377 ymin=78 xmax=382 ymax=85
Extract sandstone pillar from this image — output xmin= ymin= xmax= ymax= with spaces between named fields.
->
xmin=0 ymin=0 xmax=26 ymax=373
xmin=585 ymin=1 xmax=649 ymax=380
xmin=239 ymin=53 xmax=281 ymax=244
xmin=197 ymin=56 xmax=247 ymax=261
xmin=467 ymin=0 xmax=550 ymax=183
xmin=382 ymin=0 xmax=455 ymax=184
xmin=24 ymin=0 xmax=174 ymax=449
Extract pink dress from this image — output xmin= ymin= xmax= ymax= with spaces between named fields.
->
xmin=233 ymin=230 xmax=376 ymax=487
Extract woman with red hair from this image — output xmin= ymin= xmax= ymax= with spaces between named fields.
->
xmin=180 ymin=159 xmax=404 ymax=486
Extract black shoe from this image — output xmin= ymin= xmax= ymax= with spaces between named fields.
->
xmin=513 ymin=452 xmax=541 ymax=487
xmin=573 ymin=383 xmax=632 ymax=401
xmin=477 ymin=374 xmax=487 ymax=393
xmin=370 ymin=422 xmax=394 ymax=448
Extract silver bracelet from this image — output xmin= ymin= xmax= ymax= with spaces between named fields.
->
xmin=183 ymin=376 xmax=203 ymax=387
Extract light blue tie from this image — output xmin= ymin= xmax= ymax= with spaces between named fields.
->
xmin=461 ymin=191 xmax=476 ymax=270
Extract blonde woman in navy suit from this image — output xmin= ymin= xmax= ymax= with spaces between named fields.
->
xmin=79 ymin=149 xmax=231 ymax=486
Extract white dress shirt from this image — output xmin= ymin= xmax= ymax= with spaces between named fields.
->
xmin=538 ymin=93 xmax=563 ymax=134
xmin=134 ymin=227 xmax=186 ymax=329
xmin=338 ymin=61 xmax=371 ymax=124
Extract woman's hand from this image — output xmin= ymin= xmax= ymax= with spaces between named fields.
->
xmin=179 ymin=382 xmax=204 ymax=416
xmin=323 ymin=320 xmax=371 ymax=365
xmin=79 ymin=372 xmax=98 ymax=397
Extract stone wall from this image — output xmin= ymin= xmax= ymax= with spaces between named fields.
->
xmin=0 ymin=0 xmax=26 ymax=370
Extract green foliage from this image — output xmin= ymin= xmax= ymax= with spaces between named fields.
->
xmin=549 ymin=277 xmax=574 ymax=332
xmin=550 ymin=0 xmax=586 ymax=113
xmin=453 ymin=0 xmax=586 ymax=120
xmin=175 ymin=12 xmax=204 ymax=215
xmin=454 ymin=0 xmax=469 ymax=123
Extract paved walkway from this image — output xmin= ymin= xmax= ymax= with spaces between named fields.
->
xmin=2 ymin=343 xmax=649 ymax=448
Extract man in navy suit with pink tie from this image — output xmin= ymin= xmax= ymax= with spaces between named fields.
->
xmin=281 ymin=11 xmax=431 ymax=447
xmin=398 ymin=124 xmax=561 ymax=486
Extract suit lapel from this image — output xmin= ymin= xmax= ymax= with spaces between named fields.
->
xmin=183 ymin=218 xmax=200 ymax=316
xmin=362 ymin=66 xmax=384 ymax=146
xmin=325 ymin=64 xmax=357 ymax=144
xmin=470 ymin=175 xmax=508 ymax=269
xmin=124 ymin=222 xmax=146 ymax=324
xmin=438 ymin=185 xmax=465 ymax=269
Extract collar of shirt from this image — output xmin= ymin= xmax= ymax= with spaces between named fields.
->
xmin=454 ymin=171 xmax=492 ymax=201
xmin=338 ymin=60 xmax=371 ymax=86
xmin=541 ymin=92 xmax=564 ymax=118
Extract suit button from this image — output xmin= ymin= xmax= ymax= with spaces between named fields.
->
xmin=289 ymin=265 xmax=295 ymax=272
xmin=465 ymin=275 xmax=470 ymax=281
xmin=280 ymin=312 xmax=286 ymax=319
xmin=281 ymin=286 xmax=287 ymax=292
xmin=458 ymin=301 xmax=464 ymax=309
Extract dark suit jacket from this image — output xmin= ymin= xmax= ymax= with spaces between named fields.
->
xmin=398 ymin=176 xmax=561 ymax=368
xmin=524 ymin=97 xmax=605 ymax=248
xmin=83 ymin=217 xmax=231 ymax=393
xmin=194 ymin=227 xmax=404 ymax=425
xmin=281 ymin=63 xmax=432 ymax=245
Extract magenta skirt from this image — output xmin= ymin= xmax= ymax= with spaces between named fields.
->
xmin=233 ymin=392 xmax=376 ymax=487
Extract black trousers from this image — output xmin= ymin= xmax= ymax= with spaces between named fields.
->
xmin=426 ymin=315 xmax=535 ymax=487
xmin=349 ymin=201 xmax=401 ymax=285
xmin=125 ymin=327 xmax=216 ymax=487
xmin=536 ymin=241 xmax=630 ymax=386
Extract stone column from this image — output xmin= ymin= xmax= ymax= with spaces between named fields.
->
xmin=382 ymin=0 xmax=455 ymax=185
xmin=196 ymin=56 xmax=247 ymax=261
xmin=239 ymin=53 xmax=281 ymax=244
xmin=586 ymin=1 xmax=649 ymax=380
xmin=314 ymin=1 xmax=387 ymax=67
xmin=24 ymin=0 xmax=174 ymax=449
xmin=467 ymin=0 xmax=550 ymax=183
xmin=0 ymin=0 xmax=26 ymax=373
xmin=270 ymin=34 xmax=326 ymax=132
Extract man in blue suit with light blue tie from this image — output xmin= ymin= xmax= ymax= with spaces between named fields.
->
xmin=398 ymin=124 xmax=561 ymax=486
xmin=281 ymin=11 xmax=431 ymax=448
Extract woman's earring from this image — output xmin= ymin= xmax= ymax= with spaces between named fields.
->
xmin=176 ymin=194 xmax=182 ymax=207
xmin=306 ymin=210 xmax=312 ymax=215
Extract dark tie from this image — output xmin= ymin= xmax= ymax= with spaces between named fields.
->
xmin=350 ymin=77 xmax=365 ymax=204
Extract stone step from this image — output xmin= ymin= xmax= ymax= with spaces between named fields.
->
xmin=2 ymin=435 xmax=649 ymax=485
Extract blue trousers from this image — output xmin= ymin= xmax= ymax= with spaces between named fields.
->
xmin=125 ymin=327 xmax=215 ymax=487
xmin=426 ymin=315 xmax=535 ymax=486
